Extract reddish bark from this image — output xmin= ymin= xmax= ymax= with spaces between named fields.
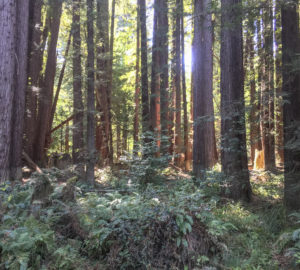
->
xmin=193 ymin=0 xmax=217 ymax=177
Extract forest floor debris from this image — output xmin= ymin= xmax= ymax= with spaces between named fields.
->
xmin=0 ymin=167 xmax=299 ymax=269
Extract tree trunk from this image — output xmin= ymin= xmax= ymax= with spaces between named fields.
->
xmin=281 ymin=0 xmax=300 ymax=211
xmin=172 ymin=0 xmax=182 ymax=166
xmin=261 ymin=0 xmax=275 ymax=170
xmin=10 ymin=0 xmax=30 ymax=180
xmin=150 ymin=0 xmax=161 ymax=155
xmin=86 ymin=0 xmax=96 ymax=185
xmin=160 ymin=0 xmax=169 ymax=156
xmin=133 ymin=3 xmax=140 ymax=153
xmin=193 ymin=0 xmax=217 ymax=177
xmin=96 ymin=0 xmax=110 ymax=166
xmin=181 ymin=0 xmax=189 ymax=170
xmin=0 ymin=0 xmax=29 ymax=181
xmin=108 ymin=0 xmax=116 ymax=164
xmin=139 ymin=0 xmax=150 ymax=141
xmin=248 ymin=19 xmax=262 ymax=167
xmin=220 ymin=0 xmax=251 ymax=201
xmin=34 ymin=0 xmax=62 ymax=165
xmin=25 ymin=0 xmax=43 ymax=159
xmin=275 ymin=0 xmax=284 ymax=165
xmin=72 ymin=0 xmax=84 ymax=164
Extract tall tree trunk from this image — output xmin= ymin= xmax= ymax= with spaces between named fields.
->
xmin=248 ymin=19 xmax=262 ymax=167
xmin=10 ymin=0 xmax=30 ymax=180
xmin=220 ymin=0 xmax=251 ymax=201
xmin=193 ymin=0 xmax=217 ymax=177
xmin=108 ymin=0 xmax=116 ymax=164
xmin=133 ymin=3 xmax=140 ymax=153
xmin=0 ymin=0 xmax=16 ymax=180
xmin=34 ymin=0 xmax=62 ymax=165
xmin=160 ymin=0 xmax=169 ymax=156
xmin=25 ymin=0 xmax=43 ymax=159
xmin=261 ymin=0 xmax=275 ymax=170
xmin=150 ymin=0 xmax=161 ymax=155
xmin=72 ymin=0 xmax=84 ymax=164
xmin=172 ymin=0 xmax=182 ymax=166
xmin=281 ymin=0 xmax=300 ymax=210
xmin=139 ymin=0 xmax=150 ymax=142
xmin=275 ymin=0 xmax=284 ymax=165
xmin=0 ymin=0 xmax=29 ymax=181
xmin=86 ymin=0 xmax=96 ymax=184
xmin=96 ymin=0 xmax=110 ymax=166
xmin=180 ymin=0 xmax=189 ymax=170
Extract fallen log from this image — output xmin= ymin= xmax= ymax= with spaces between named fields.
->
xmin=22 ymin=151 xmax=42 ymax=174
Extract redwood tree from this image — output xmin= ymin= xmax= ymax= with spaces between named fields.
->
xmin=72 ymin=0 xmax=84 ymax=164
xmin=0 ymin=0 xmax=29 ymax=181
xmin=193 ymin=0 xmax=217 ymax=177
xmin=139 ymin=0 xmax=150 ymax=140
xmin=172 ymin=0 xmax=182 ymax=165
xmin=220 ymin=0 xmax=251 ymax=201
xmin=281 ymin=0 xmax=300 ymax=210
xmin=86 ymin=0 xmax=96 ymax=184
xmin=96 ymin=0 xmax=110 ymax=165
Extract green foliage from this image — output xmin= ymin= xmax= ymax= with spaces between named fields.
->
xmin=0 ymin=169 xmax=297 ymax=269
xmin=122 ymin=131 xmax=172 ymax=185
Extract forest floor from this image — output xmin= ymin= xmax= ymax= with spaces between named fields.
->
xmin=0 ymin=165 xmax=299 ymax=269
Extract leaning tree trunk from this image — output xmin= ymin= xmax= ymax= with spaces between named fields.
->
xmin=281 ymin=0 xmax=300 ymax=211
xmin=72 ymin=0 xmax=84 ymax=164
xmin=220 ymin=0 xmax=251 ymax=201
xmin=86 ymin=0 xmax=96 ymax=185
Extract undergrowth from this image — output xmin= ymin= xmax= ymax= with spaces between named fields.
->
xmin=0 ymin=168 xmax=299 ymax=269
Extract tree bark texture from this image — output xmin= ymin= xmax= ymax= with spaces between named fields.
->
xmin=0 ymin=0 xmax=29 ymax=181
xmin=86 ymin=0 xmax=96 ymax=184
xmin=96 ymin=0 xmax=110 ymax=166
xmin=281 ymin=0 xmax=300 ymax=210
xmin=193 ymin=0 xmax=217 ymax=177
xmin=220 ymin=0 xmax=251 ymax=201
xmin=72 ymin=0 xmax=84 ymax=164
